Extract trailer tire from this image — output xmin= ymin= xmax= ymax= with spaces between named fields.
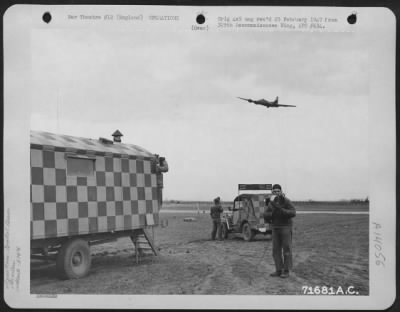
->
xmin=221 ymin=223 xmax=229 ymax=239
xmin=56 ymin=239 xmax=91 ymax=279
xmin=242 ymin=222 xmax=255 ymax=242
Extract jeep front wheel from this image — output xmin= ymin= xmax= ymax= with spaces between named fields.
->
xmin=242 ymin=222 xmax=255 ymax=241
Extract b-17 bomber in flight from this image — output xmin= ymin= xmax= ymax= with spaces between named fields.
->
xmin=237 ymin=96 xmax=296 ymax=108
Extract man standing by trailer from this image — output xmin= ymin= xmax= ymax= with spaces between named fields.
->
xmin=210 ymin=197 xmax=223 ymax=240
xmin=155 ymin=155 xmax=169 ymax=207
xmin=264 ymin=184 xmax=296 ymax=278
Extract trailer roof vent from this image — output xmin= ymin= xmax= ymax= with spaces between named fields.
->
xmin=112 ymin=130 xmax=123 ymax=143
xmin=99 ymin=137 xmax=114 ymax=144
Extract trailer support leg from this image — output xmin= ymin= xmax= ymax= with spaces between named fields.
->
xmin=130 ymin=234 xmax=140 ymax=264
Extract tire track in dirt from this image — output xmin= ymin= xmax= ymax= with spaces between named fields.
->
xmin=177 ymin=238 xmax=313 ymax=295
xmin=190 ymin=241 xmax=252 ymax=294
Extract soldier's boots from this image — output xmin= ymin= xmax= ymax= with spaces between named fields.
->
xmin=270 ymin=271 xmax=282 ymax=277
xmin=280 ymin=270 xmax=290 ymax=278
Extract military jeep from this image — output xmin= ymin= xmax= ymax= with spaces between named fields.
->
xmin=221 ymin=184 xmax=273 ymax=241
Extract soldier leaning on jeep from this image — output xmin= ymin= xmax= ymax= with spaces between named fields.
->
xmin=210 ymin=197 xmax=223 ymax=241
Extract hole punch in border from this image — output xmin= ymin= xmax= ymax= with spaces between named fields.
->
xmin=347 ymin=12 xmax=357 ymax=25
xmin=42 ymin=12 xmax=52 ymax=24
xmin=196 ymin=13 xmax=206 ymax=25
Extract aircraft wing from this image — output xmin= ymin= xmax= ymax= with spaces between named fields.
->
xmin=276 ymin=104 xmax=296 ymax=107
xmin=237 ymin=97 xmax=254 ymax=102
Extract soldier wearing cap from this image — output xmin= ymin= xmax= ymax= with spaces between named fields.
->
xmin=210 ymin=197 xmax=223 ymax=240
xmin=263 ymin=184 xmax=296 ymax=278
xmin=155 ymin=155 xmax=169 ymax=207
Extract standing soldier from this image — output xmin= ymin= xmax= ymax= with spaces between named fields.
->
xmin=155 ymin=155 xmax=169 ymax=207
xmin=210 ymin=197 xmax=223 ymax=240
xmin=263 ymin=184 xmax=296 ymax=278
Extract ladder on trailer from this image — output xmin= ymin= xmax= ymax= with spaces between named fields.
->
xmin=130 ymin=228 xmax=158 ymax=264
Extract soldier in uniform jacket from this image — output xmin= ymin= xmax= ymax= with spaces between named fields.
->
xmin=210 ymin=197 xmax=223 ymax=240
xmin=155 ymin=155 xmax=169 ymax=207
xmin=263 ymin=184 xmax=296 ymax=278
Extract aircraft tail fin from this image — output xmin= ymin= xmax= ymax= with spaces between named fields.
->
xmin=274 ymin=96 xmax=279 ymax=104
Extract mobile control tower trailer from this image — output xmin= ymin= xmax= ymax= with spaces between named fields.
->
xmin=30 ymin=130 xmax=164 ymax=279
xmin=221 ymin=184 xmax=273 ymax=241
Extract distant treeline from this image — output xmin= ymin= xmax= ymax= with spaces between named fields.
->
xmin=165 ymin=199 xmax=369 ymax=205
xmin=163 ymin=199 xmax=369 ymax=212
xmin=293 ymin=201 xmax=369 ymax=207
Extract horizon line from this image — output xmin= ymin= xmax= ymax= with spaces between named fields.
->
xmin=164 ymin=198 xmax=369 ymax=203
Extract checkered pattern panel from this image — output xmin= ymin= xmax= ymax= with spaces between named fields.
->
xmin=31 ymin=147 xmax=160 ymax=240
xmin=252 ymin=194 xmax=268 ymax=224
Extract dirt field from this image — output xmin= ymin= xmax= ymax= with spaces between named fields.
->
xmin=31 ymin=203 xmax=369 ymax=295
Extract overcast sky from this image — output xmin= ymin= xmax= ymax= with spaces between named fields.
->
xmin=30 ymin=28 xmax=369 ymax=201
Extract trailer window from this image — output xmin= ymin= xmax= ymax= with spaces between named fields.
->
xmin=67 ymin=157 xmax=95 ymax=177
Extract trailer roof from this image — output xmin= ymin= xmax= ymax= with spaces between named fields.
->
xmin=30 ymin=131 xmax=154 ymax=158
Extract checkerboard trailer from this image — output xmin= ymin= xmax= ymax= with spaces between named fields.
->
xmin=30 ymin=130 xmax=164 ymax=279
xmin=221 ymin=184 xmax=273 ymax=241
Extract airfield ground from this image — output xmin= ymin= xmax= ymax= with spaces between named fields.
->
xmin=31 ymin=202 xmax=369 ymax=295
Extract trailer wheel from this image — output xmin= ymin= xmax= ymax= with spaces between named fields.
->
xmin=221 ymin=223 xmax=229 ymax=239
xmin=56 ymin=239 xmax=91 ymax=279
xmin=242 ymin=223 xmax=255 ymax=241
